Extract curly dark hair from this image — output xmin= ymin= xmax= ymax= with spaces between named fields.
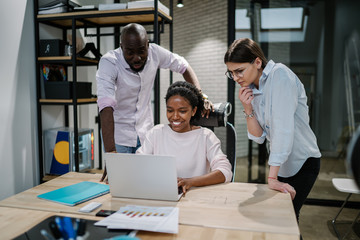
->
xmin=165 ymin=81 xmax=204 ymax=124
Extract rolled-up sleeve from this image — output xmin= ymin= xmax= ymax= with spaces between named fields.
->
xmin=96 ymin=56 xmax=117 ymax=112
xmin=248 ymin=131 xmax=266 ymax=144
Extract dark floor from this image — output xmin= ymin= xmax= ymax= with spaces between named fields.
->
xmin=234 ymin=156 xmax=360 ymax=240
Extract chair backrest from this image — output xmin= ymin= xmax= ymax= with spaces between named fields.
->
xmin=194 ymin=102 xmax=237 ymax=181
xmin=226 ymin=122 xmax=237 ymax=182
xmin=347 ymin=125 xmax=360 ymax=188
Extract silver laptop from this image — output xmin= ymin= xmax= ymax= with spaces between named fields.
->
xmin=105 ymin=153 xmax=183 ymax=201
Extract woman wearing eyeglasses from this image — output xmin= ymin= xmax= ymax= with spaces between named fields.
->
xmin=224 ymin=38 xmax=321 ymax=221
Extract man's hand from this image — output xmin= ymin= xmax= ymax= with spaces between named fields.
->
xmin=100 ymin=150 xmax=117 ymax=183
xmin=100 ymin=167 xmax=108 ymax=183
xmin=202 ymin=98 xmax=214 ymax=118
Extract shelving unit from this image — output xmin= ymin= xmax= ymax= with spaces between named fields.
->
xmin=33 ymin=1 xmax=174 ymax=182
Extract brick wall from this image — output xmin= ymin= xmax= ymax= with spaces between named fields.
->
xmin=159 ymin=0 xmax=231 ymax=153
xmin=129 ymin=0 xmax=250 ymax=157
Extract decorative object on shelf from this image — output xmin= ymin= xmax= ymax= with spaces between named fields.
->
xmin=77 ymin=43 xmax=102 ymax=60
xmin=66 ymin=29 xmax=85 ymax=55
xmin=39 ymin=39 xmax=67 ymax=57
xmin=49 ymin=130 xmax=70 ymax=175
xmin=40 ymin=64 xmax=66 ymax=99
xmin=44 ymin=127 xmax=94 ymax=175
xmin=42 ymin=64 xmax=66 ymax=82
xmin=64 ymin=44 xmax=72 ymax=56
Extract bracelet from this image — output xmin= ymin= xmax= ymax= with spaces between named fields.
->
xmin=243 ymin=110 xmax=254 ymax=119
xmin=267 ymin=177 xmax=277 ymax=180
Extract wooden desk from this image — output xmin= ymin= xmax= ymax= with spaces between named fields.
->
xmin=0 ymin=172 xmax=299 ymax=239
xmin=0 ymin=207 xmax=297 ymax=240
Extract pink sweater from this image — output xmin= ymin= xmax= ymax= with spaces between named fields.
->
xmin=136 ymin=124 xmax=233 ymax=182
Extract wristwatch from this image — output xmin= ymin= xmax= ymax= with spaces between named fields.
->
xmin=243 ymin=110 xmax=255 ymax=119
xmin=199 ymin=89 xmax=208 ymax=100
xmin=202 ymin=93 xmax=209 ymax=100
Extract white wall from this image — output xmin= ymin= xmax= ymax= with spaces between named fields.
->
xmin=0 ymin=0 xmax=38 ymax=200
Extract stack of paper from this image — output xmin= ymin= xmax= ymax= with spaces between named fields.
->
xmin=95 ymin=205 xmax=179 ymax=234
xmin=99 ymin=3 xmax=127 ymax=11
xmin=127 ymin=0 xmax=170 ymax=16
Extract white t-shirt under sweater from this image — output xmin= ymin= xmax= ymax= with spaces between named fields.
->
xmin=136 ymin=124 xmax=233 ymax=182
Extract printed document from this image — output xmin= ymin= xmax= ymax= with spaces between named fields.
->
xmin=95 ymin=205 xmax=179 ymax=234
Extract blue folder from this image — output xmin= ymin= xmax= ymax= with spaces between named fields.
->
xmin=37 ymin=181 xmax=110 ymax=206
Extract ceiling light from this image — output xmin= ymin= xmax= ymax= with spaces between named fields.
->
xmin=177 ymin=0 xmax=184 ymax=8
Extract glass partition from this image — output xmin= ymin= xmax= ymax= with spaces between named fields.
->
xmin=232 ymin=0 xmax=360 ymax=206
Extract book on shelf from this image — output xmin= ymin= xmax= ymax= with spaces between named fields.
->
xmin=38 ymin=6 xmax=67 ymax=14
xmin=127 ymin=0 xmax=170 ymax=16
xmin=98 ymin=3 xmax=127 ymax=11
xmin=38 ymin=0 xmax=80 ymax=14
xmin=73 ymin=5 xmax=98 ymax=11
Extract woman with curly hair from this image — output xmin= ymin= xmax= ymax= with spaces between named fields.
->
xmin=137 ymin=81 xmax=232 ymax=195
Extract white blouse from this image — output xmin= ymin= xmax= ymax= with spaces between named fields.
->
xmin=136 ymin=124 xmax=233 ymax=182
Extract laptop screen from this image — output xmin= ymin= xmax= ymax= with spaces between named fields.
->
xmin=105 ymin=153 xmax=182 ymax=201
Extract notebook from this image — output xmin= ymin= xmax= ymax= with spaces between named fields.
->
xmin=37 ymin=181 xmax=110 ymax=206
xmin=105 ymin=153 xmax=183 ymax=201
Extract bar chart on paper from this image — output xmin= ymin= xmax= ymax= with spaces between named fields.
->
xmin=120 ymin=205 xmax=173 ymax=217
xmin=95 ymin=205 xmax=179 ymax=233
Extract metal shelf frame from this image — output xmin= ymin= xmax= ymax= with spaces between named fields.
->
xmin=33 ymin=0 xmax=174 ymax=182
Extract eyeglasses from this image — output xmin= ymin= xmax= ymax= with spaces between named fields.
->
xmin=225 ymin=61 xmax=254 ymax=79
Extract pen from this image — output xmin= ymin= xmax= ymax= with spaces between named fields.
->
xmin=55 ymin=216 xmax=68 ymax=240
xmin=55 ymin=217 xmax=65 ymax=238
xmin=63 ymin=217 xmax=76 ymax=240
xmin=76 ymin=219 xmax=86 ymax=237
xmin=40 ymin=229 xmax=56 ymax=240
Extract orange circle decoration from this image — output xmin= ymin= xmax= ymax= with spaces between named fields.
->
xmin=53 ymin=141 xmax=69 ymax=165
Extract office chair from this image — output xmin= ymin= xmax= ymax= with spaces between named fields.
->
xmin=194 ymin=102 xmax=237 ymax=182
xmin=331 ymin=125 xmax=360 ymax=240
xmin=331 ymin=178 xmax=360 ymax=240
xmin=348 ymin=126 xmax=360 ymax=188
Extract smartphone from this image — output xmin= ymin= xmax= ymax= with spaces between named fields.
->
xmin=95 ymin=209 xmax=116 ymax=217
